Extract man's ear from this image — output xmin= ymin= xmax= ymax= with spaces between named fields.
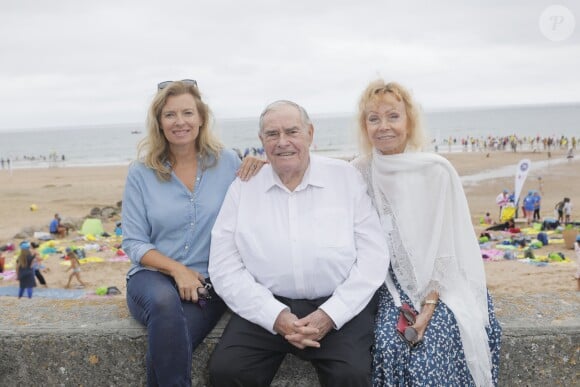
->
xmin=307 ymin=124 xmax=314 ymax=143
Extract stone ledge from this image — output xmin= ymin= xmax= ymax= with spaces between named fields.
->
xmin=0 ymin=293 xmax=578 ymax=386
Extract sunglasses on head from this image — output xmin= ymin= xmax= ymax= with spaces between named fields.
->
xmin=397 ymin=304 xmax=422 ymax=348
xmin=400 ymin=307 xmax=416 ymax=325
xmin=157 ymin=79 xmax=198 ymax=90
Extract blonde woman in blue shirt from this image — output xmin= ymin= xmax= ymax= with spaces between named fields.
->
xmin=122 ymin=80 xmax=263 ymax=387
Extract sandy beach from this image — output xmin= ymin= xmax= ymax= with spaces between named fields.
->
xmin=0 ymin=149 xmax=578 ymax=298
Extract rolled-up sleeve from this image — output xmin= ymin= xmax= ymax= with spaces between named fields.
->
xmin=121 ymin=164 xmax=156 ymax=265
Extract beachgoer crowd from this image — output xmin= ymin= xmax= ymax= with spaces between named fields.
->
xmin=438 ymin=134 xmax=577 ymax=153
xmin=0 ymin=152 xmax=66 ymax=168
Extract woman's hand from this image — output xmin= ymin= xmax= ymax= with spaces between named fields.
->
xmin=237 ymin=156 xmax=267 ymax=181
xmin=172 ymin=266 xmax=206 ymax=302
xmin=140 ymin=250 xmax=207 ymax=303
xmin=411 ymin=293 xmax=439 ymax=341
xmin=411 ymin=307 xmax=435 ymax=341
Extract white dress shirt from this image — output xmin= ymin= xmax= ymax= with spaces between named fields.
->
xmin=209 ymin=155 xmax=389 ymax=334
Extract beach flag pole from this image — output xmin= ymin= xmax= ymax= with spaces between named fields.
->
xmin=514 ymin=158 xmax=531 ymax=205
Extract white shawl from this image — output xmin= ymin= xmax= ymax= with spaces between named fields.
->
xmin=367 ymin=150 xmax=493 ymax=387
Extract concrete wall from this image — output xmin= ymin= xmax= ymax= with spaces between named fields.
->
xmin=0 ymin=293 xmax=578 ymax=386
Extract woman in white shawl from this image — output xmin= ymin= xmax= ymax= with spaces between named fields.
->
xmin=351 ymin=79 xmax=502 ymax=387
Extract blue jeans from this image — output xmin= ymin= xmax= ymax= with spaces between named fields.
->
xmin=18 ymin=287 xmax=33 ymax=298
xmin=127 ymin=270 xmax=226 ymax=387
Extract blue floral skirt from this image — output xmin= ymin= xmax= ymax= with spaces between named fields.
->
xmin=372 ymin=280 xmax=502 ymax=387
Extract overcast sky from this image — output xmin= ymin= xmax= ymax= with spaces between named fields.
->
xmin=0 ymin=0 xmax=579 ymax=131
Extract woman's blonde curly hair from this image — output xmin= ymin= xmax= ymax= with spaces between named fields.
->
xmin=357 ymin=79 xmax=426 ymax=155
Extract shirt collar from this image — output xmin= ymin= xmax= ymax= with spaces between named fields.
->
xmin=163 ymin=153 xmax=206 ymax=169
xmin=263 ymin=154 xmax=326 ymax=193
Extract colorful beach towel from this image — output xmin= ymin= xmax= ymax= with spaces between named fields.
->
xmin=480 ymin=249 xmax=505 ymax=261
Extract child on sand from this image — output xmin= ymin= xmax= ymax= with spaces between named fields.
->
xmin=16 ymin=241 xmax=37 ymax=298
xmin=555 ymin=199 xmax=565 ymax=224
xmin=30 ymin=242 xmax=48 ymax=287
xmin=484 ymin=212 xmax=493 ymax=225
xmin=563 ymin=198 xmax=573 ymax=225
xmin=65 ymin=248 xmax=87 ymax=289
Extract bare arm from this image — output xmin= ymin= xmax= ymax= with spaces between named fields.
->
xmin=411 ymin=290 xmax=440 ymax=340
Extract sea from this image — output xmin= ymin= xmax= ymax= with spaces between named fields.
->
xmin=0 ymin=103 xmax=579 ymax=169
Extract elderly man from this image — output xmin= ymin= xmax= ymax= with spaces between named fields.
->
xmin=208 ymin=100 xmax=389 ymax=387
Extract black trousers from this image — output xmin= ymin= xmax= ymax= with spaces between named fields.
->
xmin=35 ymin=270 xmax=46 ymax=285
xmin=209 ymin=293 xmax=378 ymax=387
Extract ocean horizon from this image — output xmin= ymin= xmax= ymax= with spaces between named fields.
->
xmin=1 ymin=103 xmax=579 ymax=169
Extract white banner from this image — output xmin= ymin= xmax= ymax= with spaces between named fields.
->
xmin=514 ymin=159 xmax=531 ymax=205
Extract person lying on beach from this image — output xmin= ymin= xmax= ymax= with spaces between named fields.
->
xmin=485 ymin=219 xmax=516 ymax=232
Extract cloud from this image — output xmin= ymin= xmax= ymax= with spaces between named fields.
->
xmin=0 ymin=0 xmax=578 ymax=130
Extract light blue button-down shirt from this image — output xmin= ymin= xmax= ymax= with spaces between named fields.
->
xmin=122 ymin=148 xmax=241 ymax=279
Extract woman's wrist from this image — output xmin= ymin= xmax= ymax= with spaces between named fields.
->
xmin=420 ymin=291 xmax=439 ymax=313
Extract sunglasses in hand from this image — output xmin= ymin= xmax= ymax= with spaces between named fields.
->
xmin=196 ymin=282 xmax=213 ymax=308
xmin=175 ymin=280 xmax=213 ymax=308
xmin=396 ymin=303 xmax=422 ymax=348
